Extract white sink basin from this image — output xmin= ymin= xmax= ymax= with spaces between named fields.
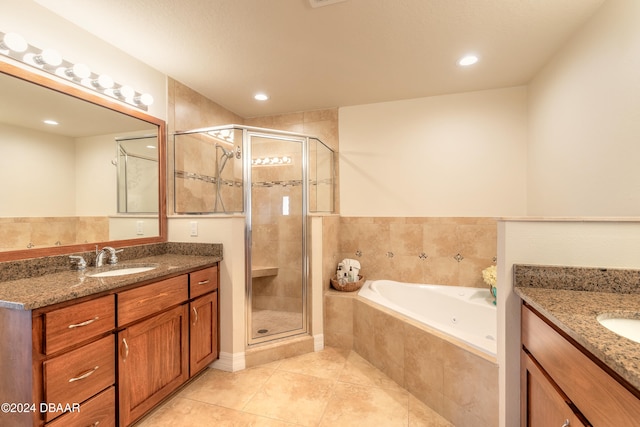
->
xmin=597 ymin=315 xmax=640 ymax=344
xmin=88 ymin=265 xmax=157 ymax=278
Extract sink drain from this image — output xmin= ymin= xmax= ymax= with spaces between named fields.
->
xmin=257 ymin=329 xmax=268 ymax=334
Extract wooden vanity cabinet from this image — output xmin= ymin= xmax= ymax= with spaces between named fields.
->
xmin=521 ymin=304 xmax=640 ymax=427
xmin=117 ymin=275 xmax=190 ymax=427
xmin=521 ymin=349 xmax=587 ymax=427
xmin=0 ymin=262 xmax=219 ymax=427
xmin=189 ymin=266 xmax=219 ymax=376
xmin=117 ymin=265 xmax=219 ymax=426
xmin=35 ymin=295 xmax=117 ymax=427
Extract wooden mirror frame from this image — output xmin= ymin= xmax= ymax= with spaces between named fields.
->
xmin=0 ymin=60 xmax=167 ymax=262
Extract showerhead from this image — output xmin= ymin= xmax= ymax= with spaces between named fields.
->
xmin=216 ymin=144 xmax=234 ymax=158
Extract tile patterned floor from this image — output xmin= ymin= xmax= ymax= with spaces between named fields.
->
xmin=134 ymin=347 xmax=454 ymax=426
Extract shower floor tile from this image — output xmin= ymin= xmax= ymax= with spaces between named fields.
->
xmin=251 ymin=309 xmax=303 ymax=338
xmin=133 ymin=347 xmax=454 ymax=427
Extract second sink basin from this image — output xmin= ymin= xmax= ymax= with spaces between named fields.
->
xmin=597 ymin=315 xmax=640 ymax=344
xmin=88 ymin=265 xmax=158 ymax=278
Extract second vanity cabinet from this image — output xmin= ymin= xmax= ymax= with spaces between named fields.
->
xmin=117 ymin=275 xmax=190 ymax=426
xmin=117 ymin=265 xmax=219 ymax=426
xmin=3 ymin=262 xmax=219 ymax=427
xmin=521 ymin=303 xmax=640 ymax=427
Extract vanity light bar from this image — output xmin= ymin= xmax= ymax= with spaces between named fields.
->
xmin=252 ymin=156 xmax=292 ymax=166
xmin=0 ymin=31 xmax=153 ymax=110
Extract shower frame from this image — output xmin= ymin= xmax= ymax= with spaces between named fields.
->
xmin=243 ymin=127 xmax=310 ymax=346
xmin=173 ymin=124 xmax=334 ymax=347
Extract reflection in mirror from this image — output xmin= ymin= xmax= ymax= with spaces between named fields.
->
xmin=117 ymin=135 xmax=159 ymax=213
xmin=0 ymin=61 xmax=166 ymax=260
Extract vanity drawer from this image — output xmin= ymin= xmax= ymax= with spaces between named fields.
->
xmin=522 ymin=305 xmax=640 ymax=426
xmin=43 ymin=334 xmax=115 ymax=422
xmin=46 ymin=386 xmax=115 ymax=427
xmin=189 ymin=266 xmax=218 ymax=299
xmin=44 ymin=295 xmax=115 ymax=354
xmin=118 ymin=275 xmax=188 ymax=326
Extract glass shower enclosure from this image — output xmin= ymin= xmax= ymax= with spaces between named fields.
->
xmin=174 ymin=125 xmax=334 ymax=346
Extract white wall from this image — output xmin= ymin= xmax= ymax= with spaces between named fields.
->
xmin=0 ymin=0 xmax=167 ymax=121
xmin=75 ymin=134 xmax=118 ymax=216
xmin=528 ymin=0 xmax=640 ymax=216
xmin=0 ymin=123 xmax=75 ymax=216
xmin=168 ymin=216 xmax=247 ymax=370
xmin=339 ymin=86 xmax=528 ymax=217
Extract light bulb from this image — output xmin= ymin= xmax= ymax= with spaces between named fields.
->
xmin=34 ymin=49 xmax=62 ymax=67
xmin=64 ymin=63 xmax=91 ymax=79
xmin=92 ymin=74 xmax=114 ymax=89
xmin=1 ymin=32 xmax=27 ymax=53
xmin=134 ymin=93 xmax=154 ymax=106
xmin=458 ymin=55 xmax=479 ymax=66
xmin=114 ymin=85 xmax=135 ymax=99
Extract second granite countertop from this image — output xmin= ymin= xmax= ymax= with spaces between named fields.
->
xmin=515 ymin=284 xmax=640 ymax=393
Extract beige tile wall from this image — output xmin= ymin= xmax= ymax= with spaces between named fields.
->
xmin=325 ymin=294 xmax=498 ymax=427
xmin=0 ymin=216 xmax=108 ymax=252
xmin=328 ymin=216 xmax=497 ymax=289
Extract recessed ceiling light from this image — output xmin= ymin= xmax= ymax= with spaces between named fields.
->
xmin=254 ymin=93 xmax=269 ymax=101
xmin=43 ymin=119 xmax=59 ymax=125
xmin=458 ymin=55 xmax=479 ymax=66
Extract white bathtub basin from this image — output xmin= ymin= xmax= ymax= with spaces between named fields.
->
xmin=597 ymin=315 xmax=640 ymax=344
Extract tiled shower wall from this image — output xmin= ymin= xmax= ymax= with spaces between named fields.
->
xmin=325 ymin=216 xmax=497 ymax=289
xmin=251 ymin=139 xmax=304 ymax=312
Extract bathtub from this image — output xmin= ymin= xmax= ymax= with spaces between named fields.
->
xmin=358 ymin=279 xmax=497 ymax=357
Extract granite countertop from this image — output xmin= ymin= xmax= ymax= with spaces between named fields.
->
xmin=0 ymin=243 xmax=222 ymax=311
xmin=514 ymin=264 xmax=640 ymax=392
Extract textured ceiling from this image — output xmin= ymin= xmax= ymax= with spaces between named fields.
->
xmin=35 ymin=0 xmax=606 ymax=118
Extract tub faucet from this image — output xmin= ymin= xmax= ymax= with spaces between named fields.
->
xmin=95 ymin=246 xmax=122 ymax=267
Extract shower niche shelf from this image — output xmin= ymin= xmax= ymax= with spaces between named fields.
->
xmin=252 ymin=265 xmax=279 ymax=278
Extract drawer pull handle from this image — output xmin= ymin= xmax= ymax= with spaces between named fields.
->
xmin=198 ymin=279 xmax=210 ymax=285
xmin=86 ymin=422 xmax=100 ymax=427
xmin=193 ymin=306 xmax=199 ymax=324
xmin=68 ymin=316 xmax=99 ymax=329
xmin=122 ymin=338 xmax=129 ymax=361
xmin=68 ymin=365 xmax=99 ymax=382
xmin=561 ymin=420 xmax=570 ymax=427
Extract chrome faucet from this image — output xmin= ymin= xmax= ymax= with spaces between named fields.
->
xmin=69 ymin=255 xmax=87 ymax=270
xmin=95 ymin=246 xmax=122 ymax=267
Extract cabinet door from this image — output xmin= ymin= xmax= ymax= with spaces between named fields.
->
xmin=190 ymin=290 xmax=218 ymax=376
xmin=118 ymin=304 xmax=189 ymax=427
xmin=521 ymin=350 xmax=588 ymax=427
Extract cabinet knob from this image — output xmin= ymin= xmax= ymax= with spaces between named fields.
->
xmin=561 ymin=420 xmax=570 ymax=427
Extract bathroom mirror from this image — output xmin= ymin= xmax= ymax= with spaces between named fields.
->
xmin=0 ymin=61 xmax=166 ymax=261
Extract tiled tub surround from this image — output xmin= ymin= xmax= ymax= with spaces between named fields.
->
xmin=329 ymin=216 xmax=497 ymax=289
xmin=514 ymin=264 xmax=640 ymax=394
xmin=0 ymin=242 xmax=222 ymax=309
xmin=325 ymin=291 xmax=498 ymax=427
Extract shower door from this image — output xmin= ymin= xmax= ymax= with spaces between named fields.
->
xmin=246 ymin=131 xmax=307 ymax=345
